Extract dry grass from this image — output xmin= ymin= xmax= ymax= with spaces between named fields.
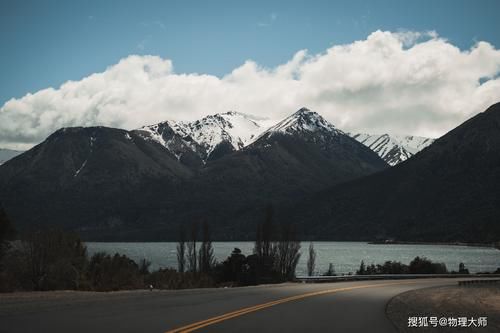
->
xmin=387 ymin=283 xmax=500 ymax=332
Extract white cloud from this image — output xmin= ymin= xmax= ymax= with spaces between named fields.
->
xmin=1 ymin=30 xmax=500 ymax=150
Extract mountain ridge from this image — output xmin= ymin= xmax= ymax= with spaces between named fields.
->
xmin=0 ymin=107 xmax=388 ymax=240
xmin=285 ymin=102 xmax=500 ymax=242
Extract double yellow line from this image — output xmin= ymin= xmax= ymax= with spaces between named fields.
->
xmin=165 ymin=280 xmax=426 ymax=332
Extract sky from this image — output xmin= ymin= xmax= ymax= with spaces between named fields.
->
xmin=1 ymin=0 xmax=500 ymax=149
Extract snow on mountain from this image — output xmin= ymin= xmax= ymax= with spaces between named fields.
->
xmin=138 ymin=107 xmax=433 ymax=166
xmin=178 ymin=111 xmax=265 ymax=154
xmin=140 ymin=111 xmax=268 ymax=161
xmin=350 ymin=133 xmax=435 ymax=166
xmin=135 ymin=121 xmax=206 ymax=163
xmin=255 ymin=107 xmax=343 ymax=141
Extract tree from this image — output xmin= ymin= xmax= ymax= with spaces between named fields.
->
xmin=24 ymin=229 xmax=88 ymax=290
xmin=253 ymin=223 xmax=263 ymax=257
xmin=139 ymin=258 xmax=151 ymax=275
xmin=216 ymin=248 xmax=247 ymax=284
xmin=176 ymin=225 xmax=186 ymax=273
xmin=356 ymin=260 xmax=366 ymax=275
xmin=252 ymin=205 xmax=279 ymax=283
xmin=306 ymin=242 xmax=316 ymax=276
xmin=275 ymin=224 xmax=301 ymax=281
xmin=458 ymin=262 xmax=469 ymax=274
xmin=262 ymin=205 xmax=275 ymax=258
xmin=87 ymin=252 xmax=143 ymax=291
xmin=198 ymin=221 xmax=215 ymax=274
xmin=187 ymin=223 xmax=198 ymax=273
xmin=409 ymin=256 xmax=447 ymax=274
xmin=323 ymin=263 xmax=336 ymax=276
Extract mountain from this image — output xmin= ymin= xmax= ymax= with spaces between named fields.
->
xmin=0 ymin=126 xmax=199 ymax=232
xmin=140 ymin=111 xmax=268 ymax=161
xmin=127 ymin=108 xmax=388 ymax=239
xmin=286 ymin=102 xmax=500 ymax=243
xmin=350 ymin=133 xmax=434 ymax=165
xmin=0 ymin=107 xmax=387 ymax=240
xmin=0 ymin=148 xmax=22 ymax=165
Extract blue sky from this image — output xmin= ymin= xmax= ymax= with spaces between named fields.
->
xmin=1 ymin=0 xmax=500 ymax=149
xmin=1 ymin=0 xmax=500 ymax=105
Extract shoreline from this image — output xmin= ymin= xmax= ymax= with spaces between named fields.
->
xmin=368 ymin=240 xmax=498 ymax=249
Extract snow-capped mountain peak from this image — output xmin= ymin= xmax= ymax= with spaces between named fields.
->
xmin=258 ymin=107 xmax=341 ymax=139
xmin=351 ymin=133 xmax=435 ymax=166
xmin=136 ymin=108 xmax=433 ymax=166
xmin=138 ymin=111 xmax=267 ymax=161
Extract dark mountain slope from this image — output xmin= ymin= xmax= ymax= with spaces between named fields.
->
xmin=287 ymin=102 xmax=500 ymax=242
xmin=0 ymin=108 xmax=387 ymax=240
xmin=0 ymin=126 xmax=198 ymax=232
xmin=134 ymin=108 xmax=388 ymax=239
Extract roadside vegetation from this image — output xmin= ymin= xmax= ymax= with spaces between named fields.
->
xmin=1 ymin=204 xmax=498 ymax=293
xmin=0 ymin=205 xmax=301 ymax=292
xmin=355 ymin=257 xmax=472 ymax=275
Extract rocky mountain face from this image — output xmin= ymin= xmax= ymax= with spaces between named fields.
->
xmin=350 ymin=133 xmax=434 ymax=166
xmin=0 ymin=108 xmax=387 ymax=240
xmin=140 ymin=111 xmax=268 ymax=162
xmin=286 ymin=102 xmax=500 ymax=243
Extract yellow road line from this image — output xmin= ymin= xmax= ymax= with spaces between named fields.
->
xmin=165 ymin=280 xmax=434 ymax=333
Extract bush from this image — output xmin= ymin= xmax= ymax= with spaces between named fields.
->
xmin=409 ymin=256 xmax=448 ymax=274
xmin=1 ymin=229 xmax=88 ymax=291
xmin=356 ymin=257 xmax=448 ymax=275
xmin=87 ymin=252 xmax=144 ymax=291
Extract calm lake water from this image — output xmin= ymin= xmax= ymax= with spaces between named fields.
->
xmin=86 ymin=242 xmax=499 ymax=276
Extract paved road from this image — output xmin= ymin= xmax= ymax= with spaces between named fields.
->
xmin=0 ymin=278 xmax=474 ymax=333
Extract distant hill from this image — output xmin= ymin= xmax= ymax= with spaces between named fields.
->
xmin=0 ymin=148 xmax=22 ymax=165
xmin=286 ymin=102 xmax=500 ymax=243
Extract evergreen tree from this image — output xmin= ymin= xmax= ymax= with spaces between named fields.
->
xmin=357 ymin=260 xmax=366 ymax=275
xmin=323 ymin=263 xmax=336 ymax=276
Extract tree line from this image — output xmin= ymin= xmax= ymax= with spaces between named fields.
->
xmin=2 ymin=204 xmax=498 ymax=292
xmin=176 ymin=205 xmax=302 ymax=286
xmin=0 ymin=204 xmax=304 ymax=291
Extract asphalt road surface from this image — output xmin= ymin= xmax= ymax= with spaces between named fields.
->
xmin=0 ymin=278 xmax=477 ymax=333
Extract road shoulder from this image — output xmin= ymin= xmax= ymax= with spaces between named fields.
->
xmin=386 ymin=283 xmax=500 ymax=332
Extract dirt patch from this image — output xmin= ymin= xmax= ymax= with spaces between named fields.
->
xmin=387 ymin=284 xmax=500 ymax=332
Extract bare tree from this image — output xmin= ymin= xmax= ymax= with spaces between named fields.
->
xmin=187 ymin=223 xmax=198 ymax=273
xmin=176 ymin=225 xmax=186 ymax=273
xmin=198 ymin=221 xmax=215 ymax=274
xmin=275 ymin=224 xmax=301 ymax=281
xmin=261 ymin=205 xmax=275 ymax=258
xmin=253 ymin=222 xmax=263 ymax=257
xmin=306 ymin=242 xmax=316 ymax=276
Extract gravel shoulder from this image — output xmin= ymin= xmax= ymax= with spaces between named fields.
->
xmin=386 ymin=283 xmax=500 ymax=332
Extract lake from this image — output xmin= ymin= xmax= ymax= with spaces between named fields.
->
xmin=86 ymin=241 xmax=499 ymax=276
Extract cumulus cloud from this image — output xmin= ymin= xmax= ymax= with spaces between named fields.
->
xmin=1 ymin=30 xmax=500 ymax=149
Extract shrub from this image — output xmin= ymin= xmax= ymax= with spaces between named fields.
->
xmin=87 ymin=252 xmax=144 ymax=291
